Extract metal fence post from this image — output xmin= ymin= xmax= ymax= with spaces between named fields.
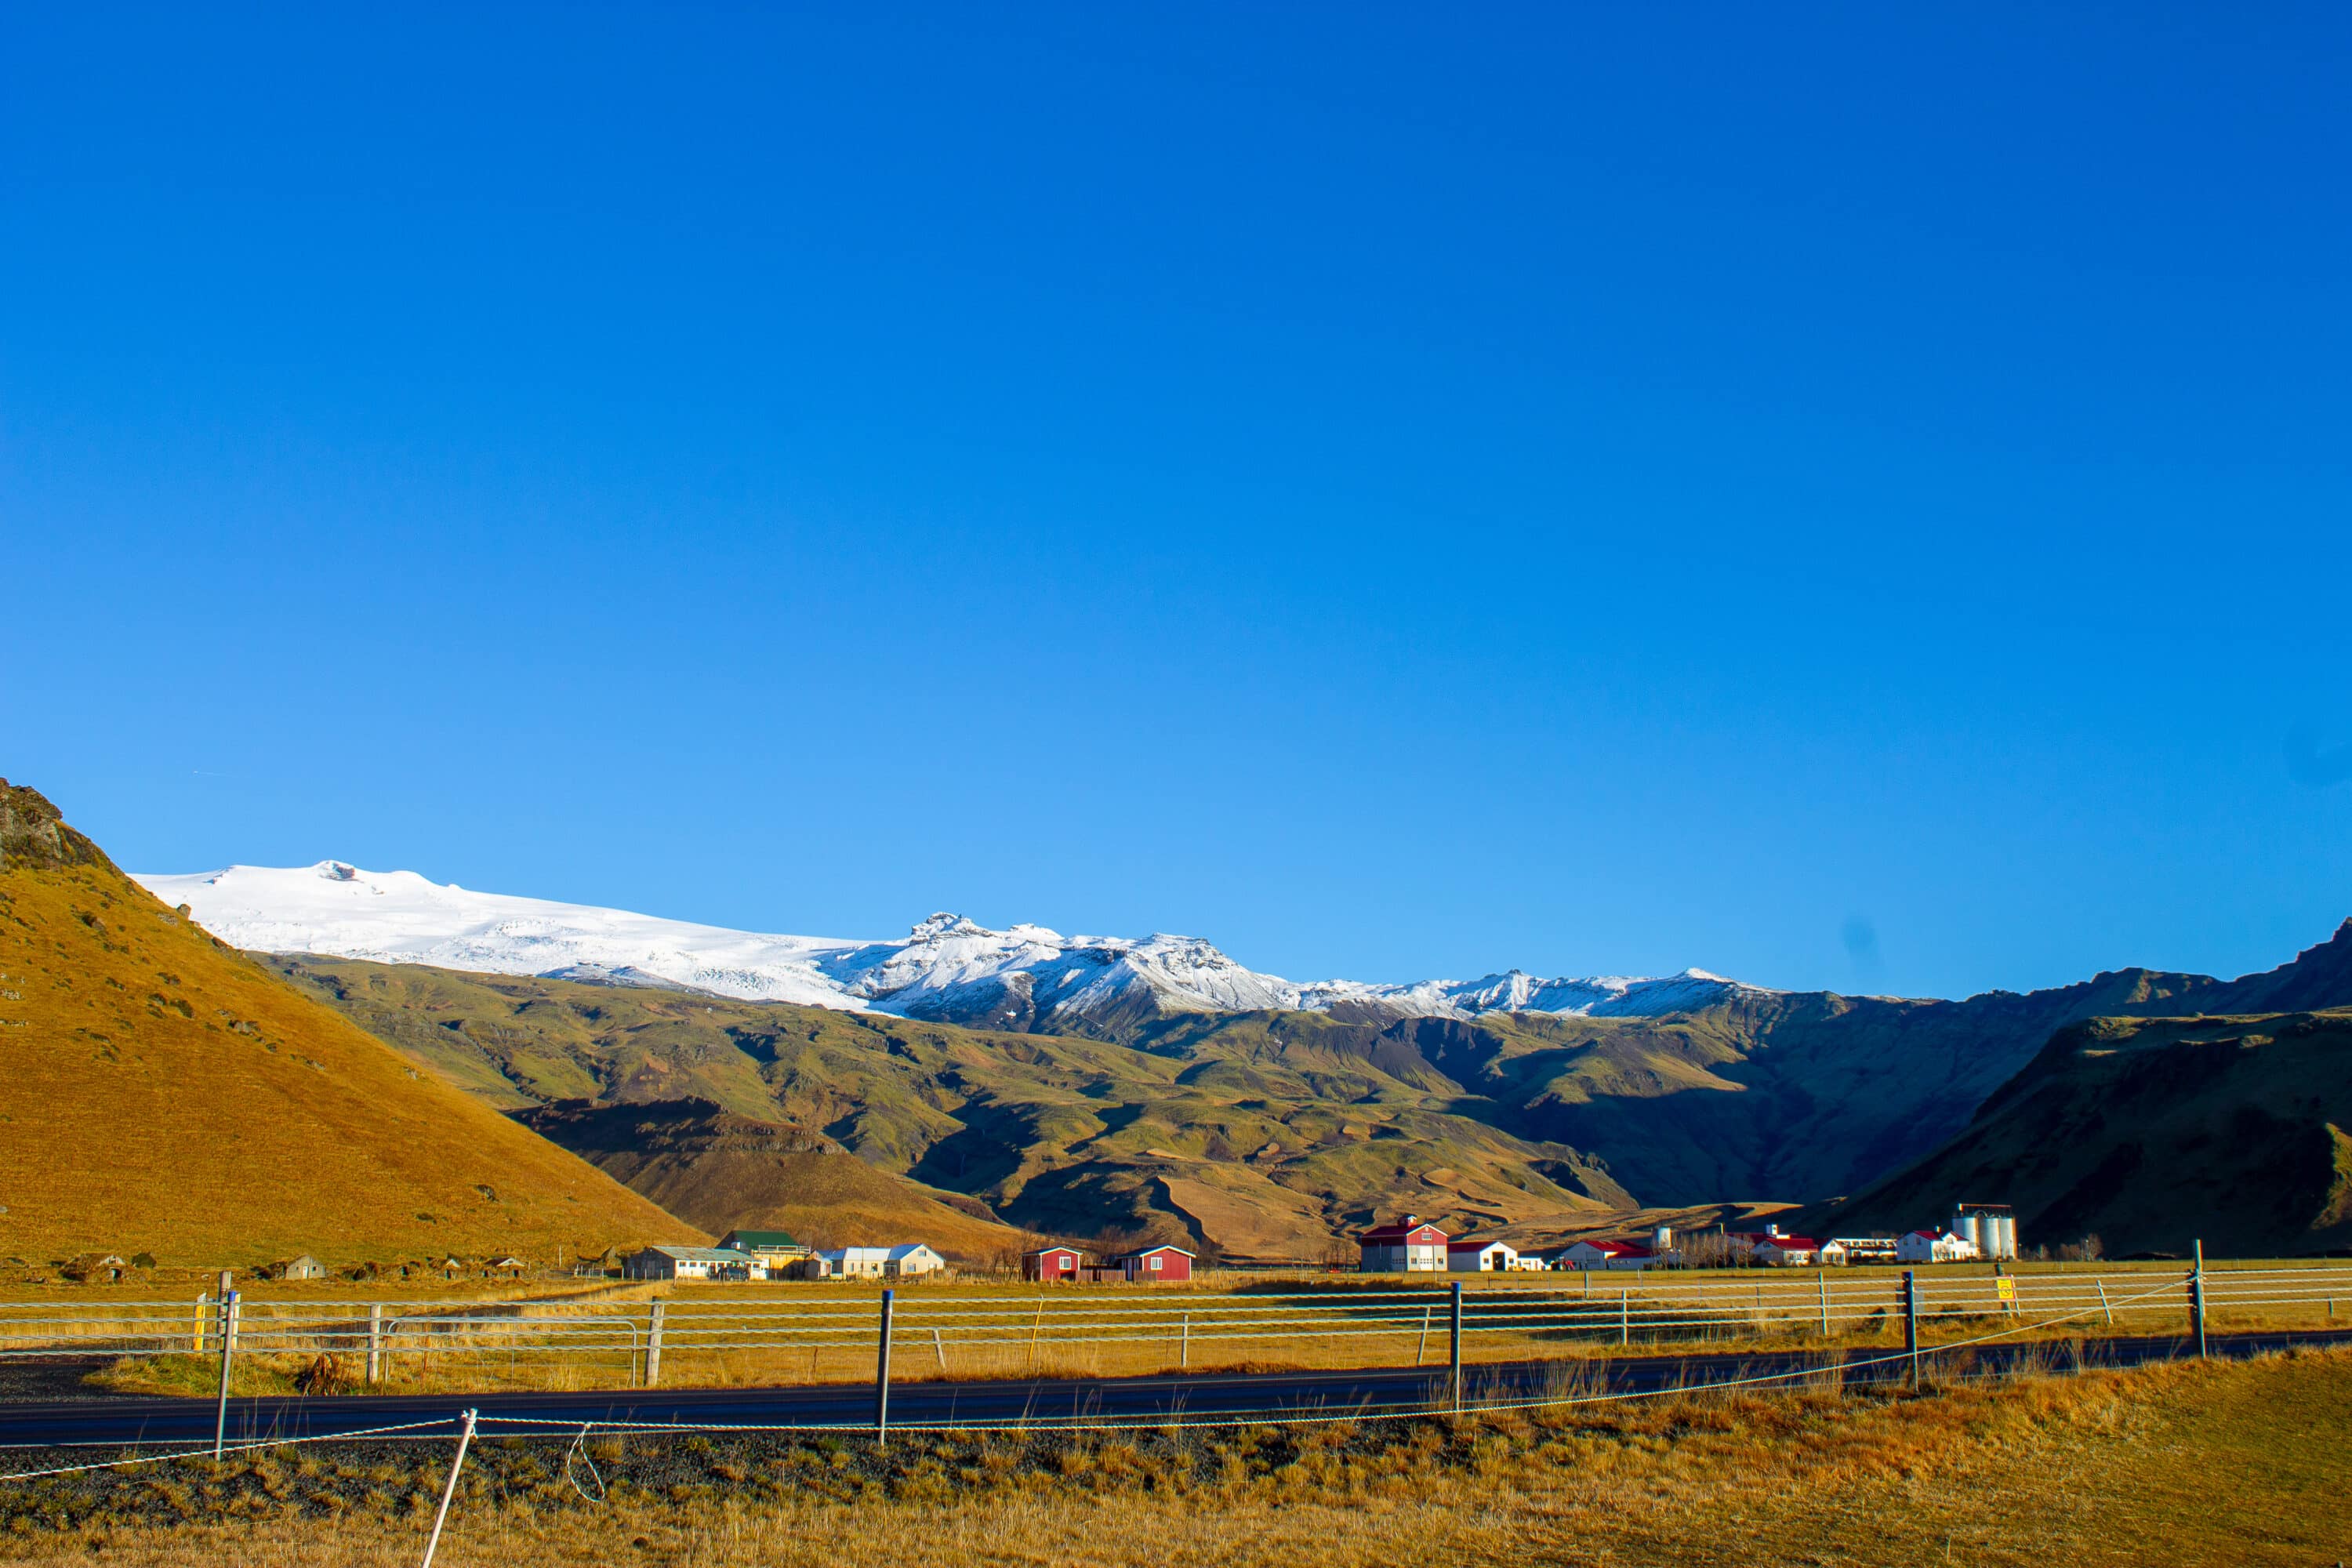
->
xmin=874 ymin=1289 xmax=895 ymax=1449
xmin=212 ymin=1274 xmax=237 ymax=1459
xmin=2096 ymin=1279 xmax=2114 ymax=1327
xmin=1448 ymin=1281 xmax=1464 ymax=1413
xmin=1902 ymin=1270 xmax=1919 ymax=1392
xmin=1817 ymin=1269 xmax=1829 ymax=1338
xmin=1619 ymin=1285 xmax=1630 ymax=1347
xmin=419 ymin=1408 xmax=477 ymax=1568
xmin=644 ymin=1301 xmax=666 ymax=1388
xmin=365 ymin=1304 xmax=383 ymax=1385
xmin=2190 ymin=1240 xmax=2207 ymax=1360
xmin=933 ymin=1326 xmax=946 ymax=1373
xmin=1180 ymin=1312 xmax=1189 ymax=1370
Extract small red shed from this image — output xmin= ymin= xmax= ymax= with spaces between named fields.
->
xmin=1116 ymin=1245 xmax=1195 ymax=1283
xmin=1022 ymin=1247 xmax=1085 ymax=1283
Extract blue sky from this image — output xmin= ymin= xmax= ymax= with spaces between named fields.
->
xmin=5 ymin=5 xmax=2349 ymax=1000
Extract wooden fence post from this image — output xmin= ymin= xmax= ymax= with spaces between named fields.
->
xmin=365 ymin=1304 xmax=383 ymax=1385
xmin=212 ymin=1274 xmax=237 ymax=1459
xmin=644 ymin=1301 xmax=666 ymax=1388
xmin=1817 ymin=1269 xmax=1829 ymax=1337
xmin=874 ymin=1290 xmax=895 ymax=1449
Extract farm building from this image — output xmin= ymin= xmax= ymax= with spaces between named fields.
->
xmin=623 ymin=1246 xmax=770 ymax=1282
xmin=1828 ymin=1236 xmax=1898 ymax=1265
xmin=481 ymin=1255 xmax=527 ymax=1278
xmin=884 ymin=1243 xmax=946 ymax=1277
xmin=1559 ymin=1240 xmax=1658 ymax=1272
xmin=1359 ymin=1217 xmax=1449 ymax=1272
xmin=1114 ymin=1245 xmax=1194 ymax=1283
xmin=1752 ymin=1236 xmax=1821 ymax=1267
xmin=1022 ymin=1246 xmax=1085 ymax=1283
xmin=718 ymin=1229 xmax=812 ymax=1265
xmin=1447 ymin=1240 xmax=1518 ymax=1272
xmin=1951 ymin=1203 xmax=2018 ymax=1259
xmin=799 ymin=1244 xmax=946 ymax=1279
xmin=1895 ymin=1229 xmax=1981 ymax=1265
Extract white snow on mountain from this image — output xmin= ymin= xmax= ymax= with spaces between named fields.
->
xmin=132 ymin=861 xmax=1769 ymax=1030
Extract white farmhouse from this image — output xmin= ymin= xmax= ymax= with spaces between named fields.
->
xmin=1895 ymin=1229 xmax=1981 ymax=1265
xmin=622 ymin=1246 xmax=769 ymax=1282
xmin=1447 ymin=1240 xmax=1519 ymax=1272
xmin=1560 ymin=1240 xmax=1660 ymax=1272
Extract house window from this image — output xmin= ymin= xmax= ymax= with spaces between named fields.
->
xmin=1149 ymin=1255 xmax=1162 ymax=1270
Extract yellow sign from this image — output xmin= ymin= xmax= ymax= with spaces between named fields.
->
xmin=1995 ymin=1277 xmax=2016 ymax=1302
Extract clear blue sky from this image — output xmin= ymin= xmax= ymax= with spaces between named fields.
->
xmin=6 ymin=5 xmax=2349 ymax=1000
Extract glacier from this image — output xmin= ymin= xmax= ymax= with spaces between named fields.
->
xmin=132 ymin=861 xmax=1769 ymax=1032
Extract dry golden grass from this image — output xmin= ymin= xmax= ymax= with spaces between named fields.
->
xmin=3 ymin=1344 xmax=2345 ymax=1565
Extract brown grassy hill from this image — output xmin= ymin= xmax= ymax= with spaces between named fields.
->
xmin=0 ymin=782 xmax=694 ymax=1269
xmin=270 ymin=957 xmax=1636 ymax=1256
xmin=1806 ymin=1010 xmax=2352 ymax=1257
xmin=510 ymin=1099 xmax=1027 ymax=1262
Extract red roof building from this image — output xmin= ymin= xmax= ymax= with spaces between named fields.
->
xmin=1358 ymin=1216 xmax=1449 ymax=1273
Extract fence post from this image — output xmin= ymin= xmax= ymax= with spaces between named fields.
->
xmin=194 ymin=1292 xmax=210 ymax=1355
xmin=1448 ymin=1281 xmax=1464 ymax=1414
xmin=1180 ymin=1313 xmax=1190 ymax=1370
xmin=2096 ymin=1279 xmax=2114 ymax=1327
xmin=419 ymin=1408 xmax=478 ymax=1568
xmin=644 ymin=1301 xmax=666 ymax=1388
xmin=212 ymin=1273 xmax=237 ymax=1460
xmin=365 ymin=1304 xmax=383 ymax=1386
xmin=1817 ymin=1269 xmax=1829 ymax=1338
xmin=1619 ymin=1285 xmax=1630 ymax=1347
xmin=933 ymin=1326 xmax=946 ymax=1373
xmin=874 ymin=1289 xmax=895 ymax=1449
xmin=2190 ymin=1240 xmax=2207 ymax=1360
xmin=1902 ymin=1270 xmax=1919 ymax=1392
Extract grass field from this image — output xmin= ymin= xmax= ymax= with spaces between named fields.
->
xmin=2 ymin=1341 xmax=2345 ymax=1564
xmin=38 ymin=1258 xmax=2349 ymax=1399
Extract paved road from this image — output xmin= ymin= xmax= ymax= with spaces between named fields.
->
xmin=3 ymin=1328 xmax=2346 ymax=1450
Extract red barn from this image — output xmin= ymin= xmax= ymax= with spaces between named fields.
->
xmin=1358 ymin=1216 xmax=1449 ymax=1272
xmin=1022 ymin=1247 xmax=1084 ymax=1283
xmin=1116 ymin=1245 xmax=1195 ymax=1283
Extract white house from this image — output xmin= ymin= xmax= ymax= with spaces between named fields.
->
xmin=1508 ymin=1251 xmax=1553 ymax=1272
xmin=1447 ymin=1240 xmax=1519 ymax=1272
xmin=1560 ymin=1240 xmax=1659 ymax=1272
xmin=1895 ymin=1229 xmax=1981 ymax=1265
xmin=883 ymin=1243 xmax=946 ymax=1277
xmin=801 ymin=1244 xmax=946 ymax=1279
xmin=1752 ymin=1236 xmax=1821 ymax=1267
xmin=622 ymin=1246 xmax=769 ymax=1282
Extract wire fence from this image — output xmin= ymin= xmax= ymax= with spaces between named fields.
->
xmin=3 ymin=1261 xmax=2347 ymax=1392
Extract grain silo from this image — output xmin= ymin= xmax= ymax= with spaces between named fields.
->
xmin=1953 ymin=1203 xmax=2016 ymax=1259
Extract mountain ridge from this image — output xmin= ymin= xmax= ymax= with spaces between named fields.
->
xmin=137 ymin=861 xmax=1768 ymax=1036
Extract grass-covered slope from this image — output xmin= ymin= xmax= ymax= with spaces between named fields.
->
xmin=510 ymin=1099 xmax=1026 ymax=1260
xmin=0 ymin=782 xmax=693 ymax=1268
xmin=270 ymin=958 xmax=1636 ymax=1256
xmin=1809 ymin=1010 xmax=2352 ymax=1255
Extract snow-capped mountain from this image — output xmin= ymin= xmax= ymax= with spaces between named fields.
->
xmin=132 ymin=861 xmax=1768 ymax=1033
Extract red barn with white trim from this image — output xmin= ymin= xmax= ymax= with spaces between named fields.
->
xmin=1117 ymin=1245 xmax=1195 ymax=1283
xmin=1022 ymin=1247 xmax=1084 ymax=1283
xmin=1358 ymin=1216 xmax=1449 ymax=1272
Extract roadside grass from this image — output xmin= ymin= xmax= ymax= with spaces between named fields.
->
xmin=2 ymin=1343 xmax=2345 ymax=1564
